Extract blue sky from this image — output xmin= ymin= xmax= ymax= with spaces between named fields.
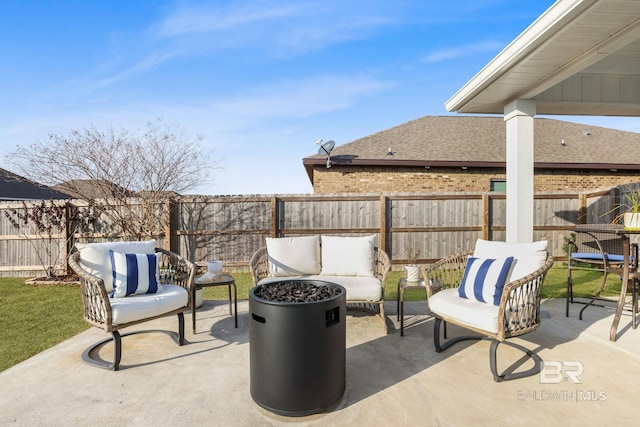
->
xmin=2 ymin=0 xmax=639 ymax=195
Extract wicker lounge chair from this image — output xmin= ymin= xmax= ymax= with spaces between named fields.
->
xmin=249 ymin=235 xmax=391 ymax=331
xmin=69 ymin=243 xmax=194 ymax=371
xmin=424 ymin=240 xmax=554 ymax=382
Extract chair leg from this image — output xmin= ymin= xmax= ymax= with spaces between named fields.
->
xmin=82 ymin=314 xmax=186 ymax=371
xmin=378 ymin=302 xmax=388 ymax=334
xmin=82 ymin=331 xmax=122 ymax=371
xmin=434 ymin=318 xmax=541 ymax=382
xmin=433 ymin=317 xmax=481 ymax=353
xmin=489 ymin=340 xmax=542 ymax=383
xmin=178 ymin=312 xmax=185 ymax=346
xmin=566 ymin=271 xmax=573 ymax=317
xmin=579 ymin=271 xmax=609 ymax=320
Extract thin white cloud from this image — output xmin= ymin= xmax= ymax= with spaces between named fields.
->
xmin=96 ymin=50 xmax=179 ymax=88
xmin=422 ymin=40 xmax=506 ymax=63
xmin=90 ymin=1 xmax=399 ymax=90
xmin=152 ymin=0 xmax=398 ymax=56
xmin=155 ymin=2 xmax=309 ymax=37
xmin=213 ymin=74 xmax=396 ymax=121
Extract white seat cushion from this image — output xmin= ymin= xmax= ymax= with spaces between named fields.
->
xmin=428 ymin=288 xmax=500 ymax=334
xmin=257 ymin=274 xmax=383 ymax=302
xmin=110 ymin=284 xmax=188 ymax=325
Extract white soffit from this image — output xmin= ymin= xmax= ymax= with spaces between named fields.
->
xmin=445 ymin=0 xmax=640 ymax=116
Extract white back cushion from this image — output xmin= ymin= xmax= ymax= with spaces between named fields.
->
xmin=76 ymin=240 xmax=156 ymax=292
xmin=473 ymin=239 xmax=548 ymax=282
xmin=266 ymin=236 xmax=321 ymax=277
xmin=321 ymin=235 xmax=375 ymax=277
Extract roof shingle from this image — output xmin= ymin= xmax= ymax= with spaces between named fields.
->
xmin=304 ymin=116 xmax=640 ymax=166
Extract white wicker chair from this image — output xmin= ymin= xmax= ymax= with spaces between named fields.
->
xmin=424 ymin=240 xmax=554 ymax=382
xmin=69 ymin=245 xmax=194 ymax=371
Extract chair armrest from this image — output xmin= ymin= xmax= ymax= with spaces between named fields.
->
xmin=498 ymin=253 xmax=555 ymax=340
xmin=423 ymin=250 xmax=473 ymax=298
xmin=155 ymin=248 xmax=195 ymax=296
xmin=250 ymin=247 xmax=269 ymax=285
xmin=373 ymin=247 xmax=391 ymax=284
xmin=68 ymin=251 xmax=113 ymax=331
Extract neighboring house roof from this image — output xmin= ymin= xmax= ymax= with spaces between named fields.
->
xmin=52 ymin=179 xmax=133 ymax=200
xmin=0 ymin=168 xmax=71 ymax=201
xmin=302 ymin=116 xmax=640 ymax=181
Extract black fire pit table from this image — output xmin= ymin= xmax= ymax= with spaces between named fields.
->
xmin=249 ymin=280 xmax=346 ymax=416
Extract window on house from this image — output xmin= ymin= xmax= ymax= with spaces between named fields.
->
xmin=490 ymin=179 xmax=506 ymax=192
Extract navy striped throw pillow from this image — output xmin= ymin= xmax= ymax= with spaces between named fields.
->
xmin=110 ymin=250 xmax=160 ymax=298
xmin=457 ymin=257 xmax=515 ymax=305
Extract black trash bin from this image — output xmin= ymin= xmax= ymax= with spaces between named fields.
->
xmin=249 ymin=280 xmax=346 ymax=416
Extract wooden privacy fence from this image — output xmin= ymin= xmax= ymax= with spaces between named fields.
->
xmin=0 ymin=187 xmax=620 ymax=277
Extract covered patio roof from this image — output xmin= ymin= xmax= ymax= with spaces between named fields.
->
xmin=446 ymin=0 xmax=640 ymax=116
xmin=446 ymin=0 xmax=640 ymax=242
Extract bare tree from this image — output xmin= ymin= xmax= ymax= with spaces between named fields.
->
xmin=9 ymin=119 xmax=217 ymax=240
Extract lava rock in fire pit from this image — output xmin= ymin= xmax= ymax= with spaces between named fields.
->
xmin=254 ymin=281 xmax=342 ymax=303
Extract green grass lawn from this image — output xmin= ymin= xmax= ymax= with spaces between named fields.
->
xmin=0 ymin=263 xmax=623 ymax=372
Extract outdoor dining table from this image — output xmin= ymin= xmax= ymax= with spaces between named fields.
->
xmin=574 ymin=225 xmax=639 ymax=341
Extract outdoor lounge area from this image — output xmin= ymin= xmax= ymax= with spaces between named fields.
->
xmin=3 ymin=1 xmax=640 ymax=425
xmin=1 ymin=296 xmax=639 ymax=425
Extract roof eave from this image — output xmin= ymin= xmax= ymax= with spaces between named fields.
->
xmin=303 ymin=157 xmax=640 ymax=171
xmin=445 ymin=0 xmax=598 ymax=113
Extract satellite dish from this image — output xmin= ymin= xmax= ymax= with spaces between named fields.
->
xmin=316 ymin=140 xmax=335 ymax=168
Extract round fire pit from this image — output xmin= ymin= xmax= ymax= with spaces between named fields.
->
xmin=249 ymin=280 xmax=346 ymax=416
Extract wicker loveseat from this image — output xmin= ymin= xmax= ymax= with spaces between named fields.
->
xmin=424 ymin=239 xmax=554 ymax=382
xmin=68 ymin=240 xmax=195 ymax=371
xmin=249 ymin=235 xmax=391 ymax=332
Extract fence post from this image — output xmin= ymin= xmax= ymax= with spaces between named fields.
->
xmin=379 ymin=195 xmax=388 ymax=255
xmin=482 ymin=194 xmax=490 ymax=240
xmin=578 ymin=193 xmax=587 ymax=224
xmin=270 ymin=196 xmax=279 ymax=238
xmin=611 ymin=187 xmax=621 ymax=224
xmin=164 ymin=199 xmax=174 ymax=251
xmin=64 ymin=201 xmax=73 ymax=275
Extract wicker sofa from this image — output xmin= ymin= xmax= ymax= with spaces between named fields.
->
xmin=68 ymin=240 xmax=195 ymax=371
xmin=424 ymin=239 xmax=554 ymax=382
xmin=250 ymin=235 xmax=391 ymax=332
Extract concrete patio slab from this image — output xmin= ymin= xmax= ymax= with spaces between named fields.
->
xmin=1 ymin=297 xmax=638 ymax=426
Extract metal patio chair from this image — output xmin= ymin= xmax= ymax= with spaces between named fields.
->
xmin=566 ymin=226 xmax=633 ymax=319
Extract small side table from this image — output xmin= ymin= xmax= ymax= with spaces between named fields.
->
xmin=192 ymin=273 xmax=237 ymax=332
xmin=397 ymin=278 xmax=427 ymax=336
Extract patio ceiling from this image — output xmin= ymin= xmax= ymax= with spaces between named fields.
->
xmin=446 ymin=0 xmax=640 ymax=116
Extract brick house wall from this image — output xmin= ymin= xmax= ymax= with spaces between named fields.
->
xmin=311 ymin=165 xmax=640 ymax=194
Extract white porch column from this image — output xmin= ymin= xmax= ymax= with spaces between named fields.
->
xmin=504 ymin=99 xmax=536 ymax=243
